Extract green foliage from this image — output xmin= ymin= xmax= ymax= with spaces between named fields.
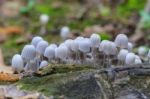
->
xmin=140 ymin=11 xmax=150 ymax=29
xmin=99 ymin=33 xmax=111 ymax=40
xmin=20 ymin=0 xmax=35 ymax=14
xmin=116 ymin=0 xmax=146 ymax=18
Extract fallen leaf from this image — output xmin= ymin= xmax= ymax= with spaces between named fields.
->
xmin=0 ymin=73 xmax=19 ymax=82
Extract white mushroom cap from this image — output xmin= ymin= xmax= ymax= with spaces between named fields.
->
xmin=114 ymin=34 xmax=128 ymax=49
xmin=60 ymin=26 xmax=70 ymax=40
xmin=138 ymin=46 xmax=147 ymax=56
xmin=40 ymin=61 xmax=49 ymax=69
xmin=36 ymin=40 xmax=49 ymax=55
xmin=31 ymin=36 xmax=43 ymax=47
xmin=21 ymin=45 xmax=36 ymax=61
xmin=99 ymin=40 xmax=108 ymax=52
xmin=135 ymin=59 xmax=142 ymax=64
xmin=11 ymin=54 xmax=24 ymax=72
xmin=64 ymin=39 xmax=73 ymax=50
xmin=90 ymin=33 xmax=101 ymax=48
xmin=117 ymin=49 xmax=128 ymax=61
xmin=44 ymin=46 xmax=56 ymax=60
xmin=147 ymin=50 xmax=150 ymax=58
xmin=49 ymin=44 xmax=57 ymax=49
xmin=99 ymin=40 xmax=113 ymax=55
xmin=55 ymin=45 xmax=68 ymax=60
xmin=125 ymin=53 xmax=136 ymax=65
xmin=109 ymin=42 xmax=117 ymax=55
xmin=40 ymin=14 xmax=49 ymax=25
xmin=79 ymin=38 xmax=91 ymax=53
xmin=128 ymin=42 xmax=133 ymax=52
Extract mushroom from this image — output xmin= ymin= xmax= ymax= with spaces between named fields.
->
xmin=55 ymin=44 xmax=68 ymax=63
xmin=127 ymin=42 xmax=133 ymax=52
xmin=40 ymin=14 xmax=49 ymax=35
xmin=40 ymin=60 xmax=49 ymax=69
xmin=36 ymin=40 xmax=49 ymax=58
xmin=21 ymin=45 xmax=37 ymax=72
xmin=60 ymin=26 xmax=70 ymax=40
xmin=11 ymin=54 xmax=24 ymax=73
xmin=117 ymin=49 xmax=128 ymax=65
xmin=134 ymin=55 xmax=142 ymax=64
xmin=78 ymin=38 xmax=91 ymax=63
xmin=114 ymin=34 xmax=128 ymax=49
xmin=31 ymin=36 xmax=43 ymax=47
xmin=125 ymin=53 xmax=136 ymax=65
xmin=44 ymin=45 xmax=57 ymax=62
xmin=138 ymin=46 xmax=147 ymax=56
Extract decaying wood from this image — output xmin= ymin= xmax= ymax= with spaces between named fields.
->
xmin=97 ymin=64 xmax=150 ymax=76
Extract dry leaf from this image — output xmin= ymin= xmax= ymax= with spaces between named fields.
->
xmin=0 ymin=73 xmax=20 ymax=82
xmin=0 ymin=26 xmax=23 ymax=35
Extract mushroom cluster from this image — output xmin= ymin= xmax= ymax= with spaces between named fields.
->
xmin=11 ymin=33 xmax=149 ymax=73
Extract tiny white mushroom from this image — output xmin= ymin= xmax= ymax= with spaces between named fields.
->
xmin=21 ymin=45 xmax=36 ymax=62
xmin=135 ymin=58 xmax=142 ymax=64
xmin=127 ymin=42 xmax=133 ymax=52
xmin=90 ymin=33 xmax=101 ymax=48
xmin=117 ymin=49 xmax=129 ymax=62
xmin=79 ymin=38 xmax=91 ymax=53
xmin=60 ymin=26 xmax=70 ymax=40
xmin=40 ymin=61 xmax=49 ymax=69
xmin=109 ymin=42 xmax=118 ymax=55
xmin=125 ymin=53 xmax=136 ymax=65
xmin=36 ymin=40 xmax=49 ymax=55
xmin=11 ymin=54 xmax=24 ymax=73
xmin=40 ymin=14 xmax=49 ymax=25
xmin=114 ymin=34 xmax=128 ymax=49
xmin=31 ymin=36 xmax=43 ymax=47
xmin=138 ymin=46 xmax=147 ymax=56
xmin=44 ymin=46 xmax=56 ymax=61
xmin=55 ymin=45 xmax=68 ymax=61
xmin=99 ymin=40 xmax=108 ymax=52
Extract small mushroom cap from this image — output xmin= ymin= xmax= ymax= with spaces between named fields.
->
xmin=90 ymin=33 xmax=101 ymax=48
xmin=114 ymin=34 xmax=128 ymax=49
xmin=147 ymin=50 xmax=150 ymax=58
xmin=40 ymin=14 xmax=49 ymax=25
xmin=135 ymin=57 xmax=142 ymax=64
xmin=71 ymin=40 xmax=79 ymax=52
xmin=109 ymin=42 xmax=117 ymax=55
xmin=36 ymin=40 xmax=49 ymax=55
xmin=127 ymin=42 xmax=133 ymax=52
xmin=138 ymin=46 xmax=147 ymax=56
xmin=99 ymin=40 xmax=115 ymax=55
xmin=31 ymin=36 xmax=43 ymax=47
xmin=99 ymin=40 xmax=108 ymax=52
xmin=64 ymin=39 xmax=73 ymax=50
xmin=44 ymin=46 xmax=56 ymax=59
xmin=49 ymin=44 xmax=57 ymax=49
xmin=79 ymin=38 xmax=91 ymax=53
xmin=40 ymin=61 xmax=49 ymax=69
xmin=11 ymin=54 xmax=24 ymax=72
xmin=55 ymin=45 xmax=68 ymax=59
xmin=117 ymin=49 xmax=128 ymax=61
xmin=125 ymin=53 xmax=136 ymax=65
xmin=21 ymin=45 xmax=36 ymax=61
xmin=60 ymin=26 xmax=70 ymax=40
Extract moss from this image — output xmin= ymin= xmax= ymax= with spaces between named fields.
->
xmin=36 ymin=64 xmax=93 ymax=76
xmin=16 ymin=64 xmax=95 ymax=97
